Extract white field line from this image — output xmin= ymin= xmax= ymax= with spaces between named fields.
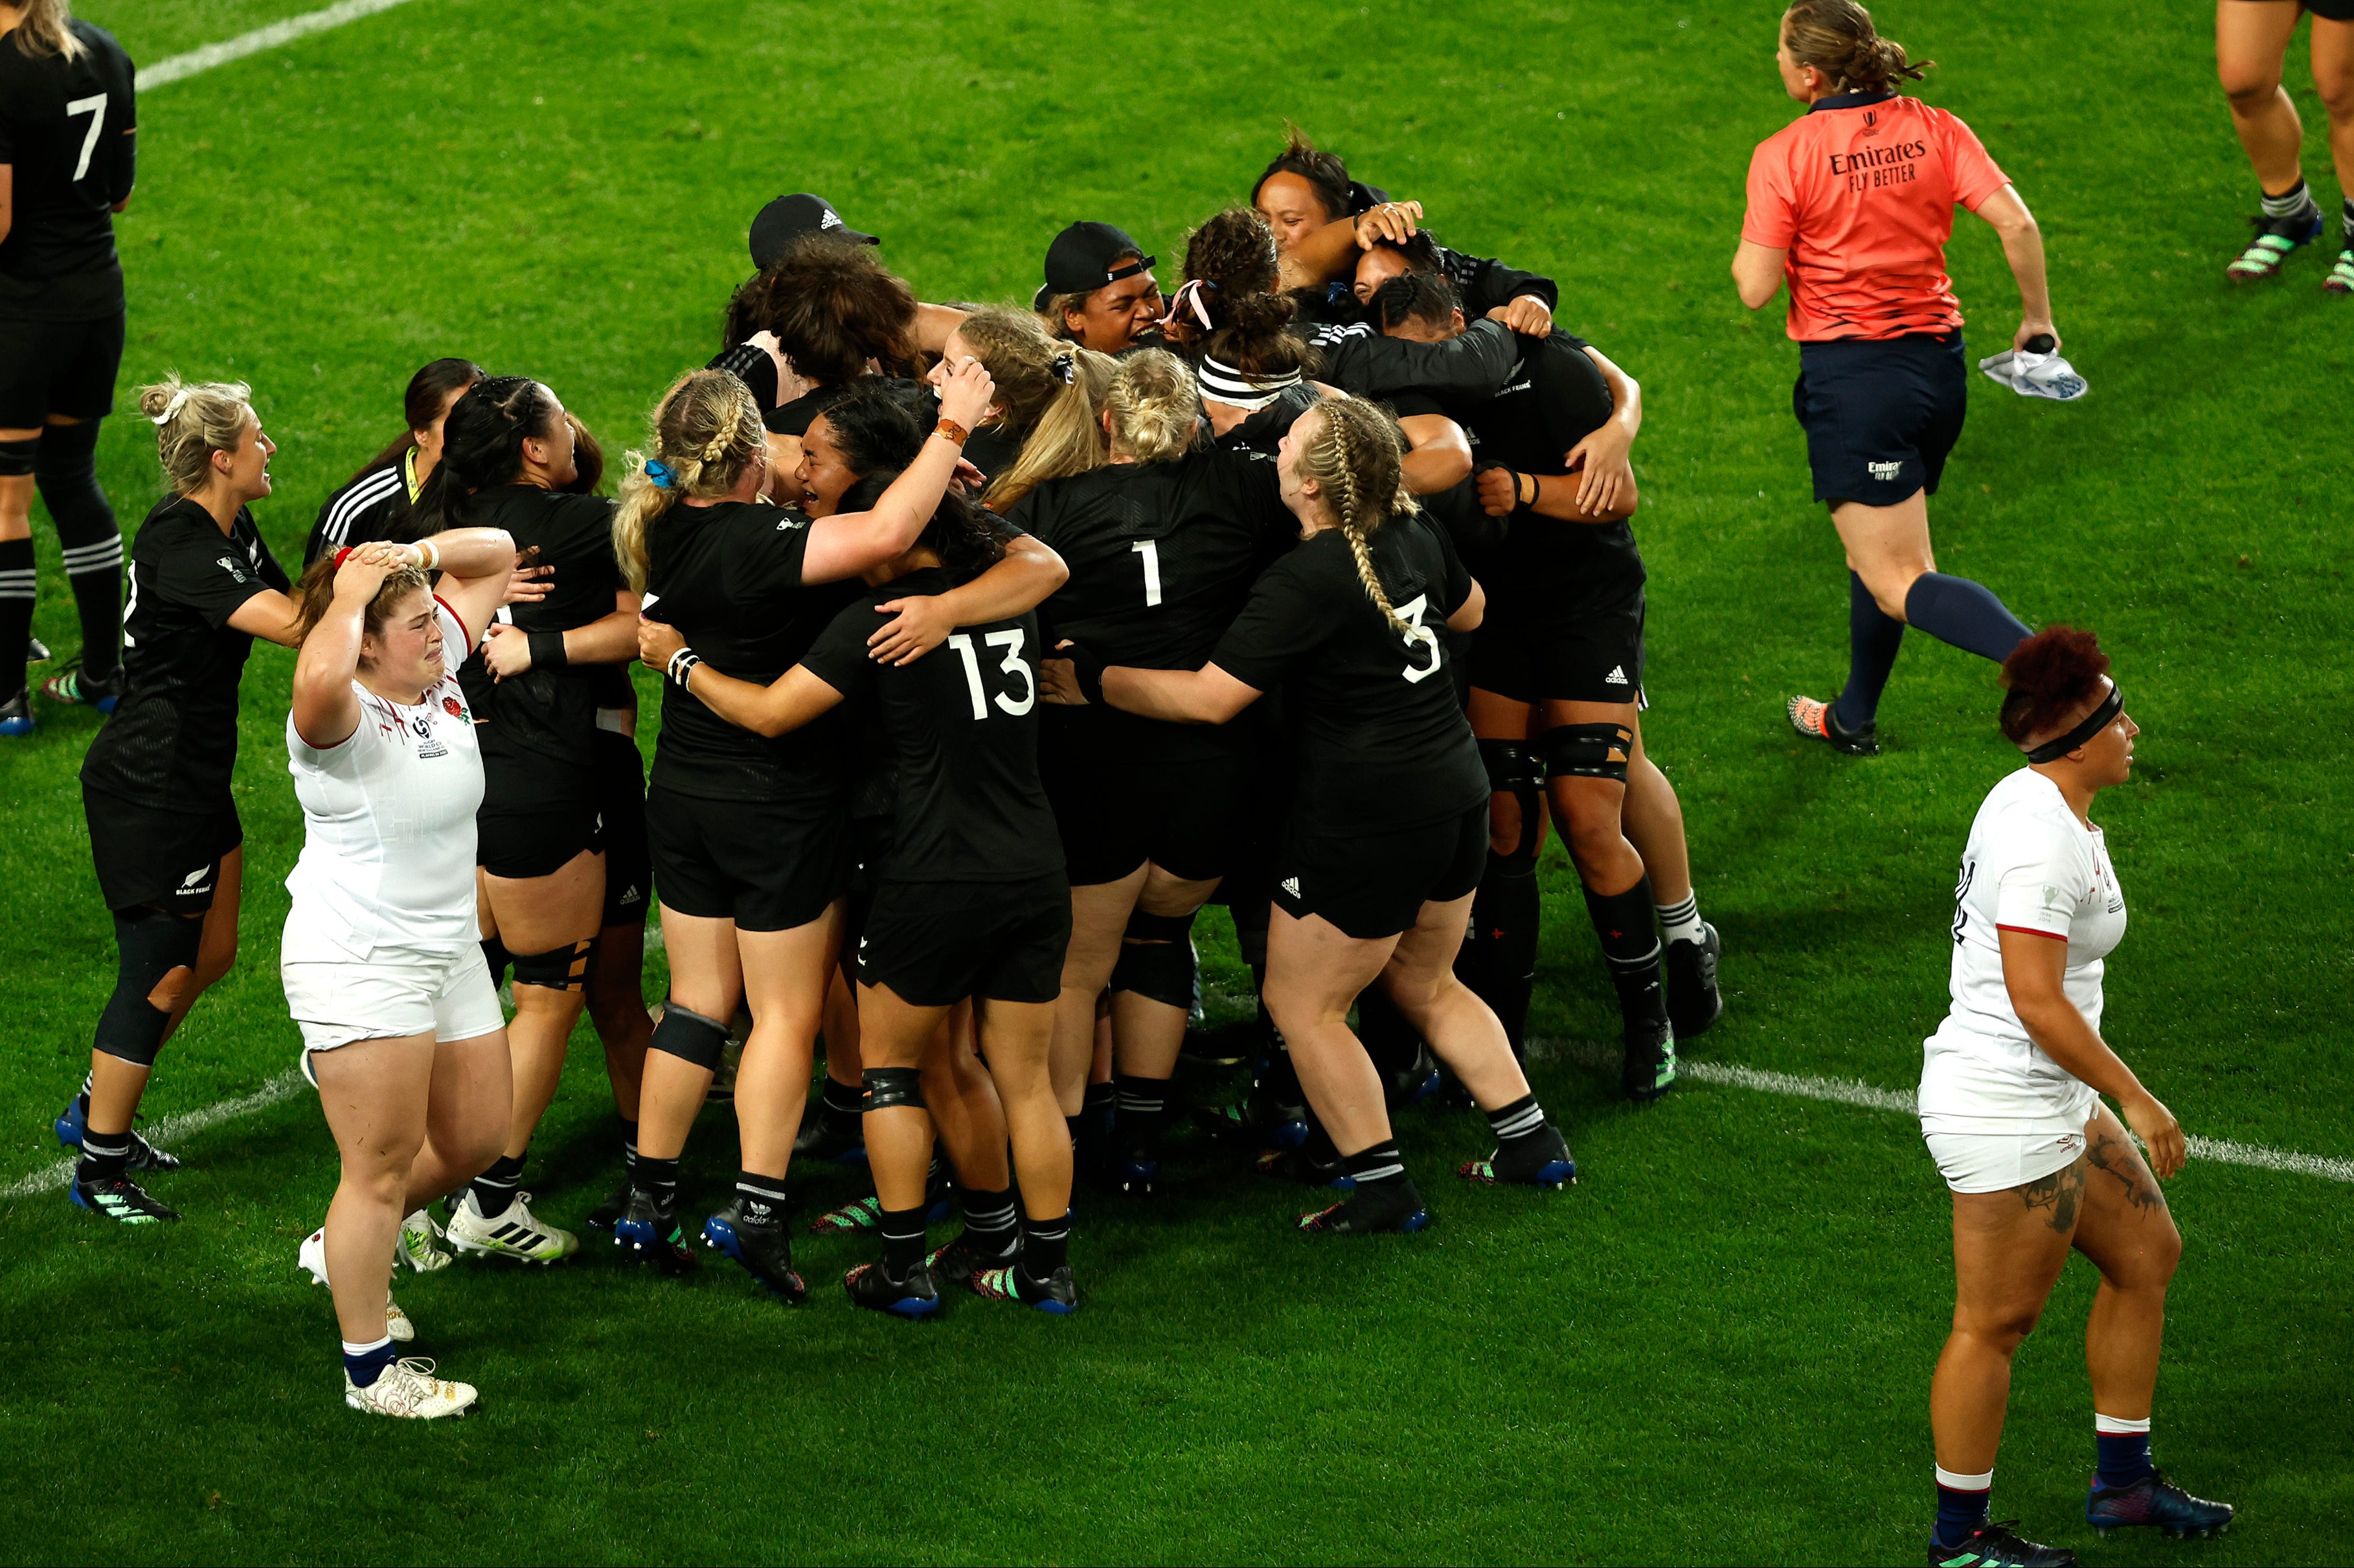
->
xmin=141 ymin=0 xmax=419 ymax=89
xmin=2 ymin=1067 xmax=305 ymax=1200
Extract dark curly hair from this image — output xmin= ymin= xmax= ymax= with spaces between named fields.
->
xmin=838 ymin=474 xmax=1011 ymax=587
xmin=2000 ymin=625 xmax=2110 ymax=746
xmin=1200 ymin=291 xmax=1313 ymax=381
xmin=409 ymin=375 xmax=563 ymax=536
xmin=1183 ymin=207 xmax=1282 ymax=304
xmin=740 ymin=234 xmax=918 ymax=384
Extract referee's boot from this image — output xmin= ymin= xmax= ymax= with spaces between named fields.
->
xmin=703 ymin=1194 xmax=808 ymax=1305
xmin=1664 ymin=921 xmax=1724 ymax=1040
xmin=612 ymin=1186 xmax=698 ymax=1276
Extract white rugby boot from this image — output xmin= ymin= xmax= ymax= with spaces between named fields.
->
xmin=444 ymin=1189 xmax=580 ymax=1263
xmin=344 ymin=1358 xmax=477 ymax=1420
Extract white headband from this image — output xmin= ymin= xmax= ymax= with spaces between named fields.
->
xmin=1198 ymin=356 xmax=1300 ymax=413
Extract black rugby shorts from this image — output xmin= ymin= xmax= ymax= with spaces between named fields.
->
xmin=646 ymin=783 xmax=846 ymax=932
xmin=477 ymin=794 xmax=603 ymax=881
xmin=1270 ymin=803 xmax=1488 ymax=942
xmin=84 ymin=791 xmax=241 ymax=915
xmin=593 ymin=729 xmax=651 ymax=926
xmin=1791 ymin=331 xmax=1967 ymax=508
xmin=0 ymin=309 xmax=126 ymax=428
xmin=857 ymin=871 xmax=1072 ymax=1007
xmin=1469 ymin=586 xmax=1646 ymax=706
xmin=1040 ymin=719 xmax=1252 ymax=887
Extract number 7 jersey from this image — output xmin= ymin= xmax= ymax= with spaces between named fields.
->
xmin=798 ymin=566 xmax=1062 ymax=884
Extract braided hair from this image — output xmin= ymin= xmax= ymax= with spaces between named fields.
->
xmin=611 ymin=369 xmax=765 ymax=591
xmin=409 ymin=375 xmax=564 ymax=535
xmin=1295 ymin=397 xmax=1416 ymax=636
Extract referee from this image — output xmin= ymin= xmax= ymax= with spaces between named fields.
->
xmin=0 ymin=0 xmax=137 ymax=730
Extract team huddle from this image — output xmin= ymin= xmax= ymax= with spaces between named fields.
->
xmin=5 ymin=0 xmax=2252 ymax=1558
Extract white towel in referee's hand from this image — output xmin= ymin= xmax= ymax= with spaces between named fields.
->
xmin=1977 ymin=346 xmax=2088 ymax=401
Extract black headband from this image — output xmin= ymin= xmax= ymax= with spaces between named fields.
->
xmin=2022 ymin=682 xmax=2123 ymax=764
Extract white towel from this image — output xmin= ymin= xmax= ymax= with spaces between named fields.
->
xmin=1977 ymin=346 xmax=2088 ymax=402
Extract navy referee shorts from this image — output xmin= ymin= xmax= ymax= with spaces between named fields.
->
xmin=1791 ymin=331 xmax=1967 ymax=508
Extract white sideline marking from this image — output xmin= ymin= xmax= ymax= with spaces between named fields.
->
xmin=1 ymin=1068 xmax=304 ymax=1200
xmin=141 ymin=0 xmax=419 ymax=89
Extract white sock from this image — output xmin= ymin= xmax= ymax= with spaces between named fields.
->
xmin=2093 ymin=1413 xmax=2151 ymax=1435
xmin=1934 ymin=1464 xmax=1994 ymax=1489
xmin=1655 ymin=893 xmax=1704 ymax=946
xmin=341 ymin=1334 xmax=393 ymax=1358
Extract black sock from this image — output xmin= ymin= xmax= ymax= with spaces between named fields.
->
xmin=1344 ymin=1138 xmax=1409 ymax=1191
xmin=1485 ymin=1091 xmax=1548 ymax=1148
xmin=1833 ymin=569 xmax=1904 ymax=733
xmin=618 ymin=1117 xmax=637 ymax=1178
xmin=1021 ymin=1210 xmax=1070 ymax=1276
xmin=1256 ymin=1046 xmax=1302 ymax=1106
xmin=0 ymin=537 xmax=34 ymax=696
xmin=959 ymin=1185 xmax=1020 ymax=1260
xmin=1903 ymin=573 xmax=2031 ymax=664
xmin=469 ymin=1152 xmax=524 ymax=1218
xmin=77 ymin=1128 xmax=130 ymax=1183
xmin=635 ymin=1154 xmax=679 ymax=1217
xmin=735 ymin=1169 xmax=789 ymax=1227
xmin=1113 ymin=1071 xmax=1170 ymax=1159
xmin=1582 ymin=876 xmax=1670 ymax=1036
xmin=923 ymin=1154 xmax=952 ymax=1209
xmin=1455 ymin=853 xmax=1539 ymax=1058
xmin=879 ymin=1204 xmax=927 ymax=1279
xmin=1353 ymin=987 xmax=1423 ymax=1082
xmin=820 ymin=1076 xmax=863 ymax=1125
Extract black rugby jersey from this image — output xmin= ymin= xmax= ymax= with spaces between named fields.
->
xmin=800 ymin=567 xmax=1061 ymax=884
xmin=81 ymin=497 xmax=287 ymax=811
xmin=302 ymin=451 xmax=414 ymax=567
xmin=762 ymin=381 xmax=856 ymax=439
xmin=962 ymin=423 xmax=1024 ymax=491
xmin=1208 ymin=515 xmax=1484 ymax=836
xmin=1324 ymin=317 xmax=1516 ymax=403
xmin=1211 ymin=383 xmax=1321 ymax=464
xmin=643 ymin=498 xmax=854 ymax=803
xmin=0 ymin=20 xmax=135 ymax=321
xmin=455 ymin=484 xmax=624 ymax=796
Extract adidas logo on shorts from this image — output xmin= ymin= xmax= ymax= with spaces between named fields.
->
xmin=1867 ymin=460 xmax=1904 ymax=482
xmin=1604 ymin=666 xmax=1629 ymax=686
xmin=1280 ymin=877 xmax=1301 ymax=897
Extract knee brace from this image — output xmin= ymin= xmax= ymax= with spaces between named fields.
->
xmin=1480 ymin=738 xmax=1545 ymax=868
xmin=647 ymin=1000 xmax=729 ymax=1068
xmin=861 ymin=1066 xmax=925 ymax=1112
xmin=1110 ymin=933 xmax=1198 ymax=1011
xmin=1541 ymin=722 xmax=1633 ymax=785
xmin=93 ymin=908 xmax=204 ymax=1067
xmin=0 ymin=436 xmax=36 ymax=479
xmin=510 ymin=937 xmax=593 ymax=992
xmin=36 ymin=421 xmax=119 ymax=555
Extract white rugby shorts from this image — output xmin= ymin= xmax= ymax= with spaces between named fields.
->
xmin=284 ymin=940 xmax=504 ymax=1057
xmin=1923 ymin=1114 xmax=2098 ymax=1195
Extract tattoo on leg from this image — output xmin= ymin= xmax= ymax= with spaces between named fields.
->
xmin=2087 ymin=1132 xmax=2168 ymax=1215
xmin=2019 ymin=1158 xmax=2087 ymax=1233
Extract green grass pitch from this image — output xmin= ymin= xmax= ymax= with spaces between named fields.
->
xmin=2 ymin=0 xmax=2349 ymax=1561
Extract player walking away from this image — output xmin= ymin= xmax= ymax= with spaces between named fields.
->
xmin=301 ymin=357 xmax=482 ymax=568
xmin=0 ymin=0 xmax=135 ymax=728
xmin=282 ymin=531 xmax=517 ymax=1420
xmin=60 ymin=378 xmax=299 ymax=1220
xmin=640 ymin=489 xmax=1076 ymax=1314
xmin=1373 ymin=273 xmax=1719 ymax=1096
xmin=1035 ymin=221 xmax=1166 ymax=354
xmin=2217 ymin=0 xmax=2354 ymax=287
xmin=1918 ymin=628 xmax=2233 ymax=1565
xmin=1006 ymin=350 xmax=1299 ymax=1195
xmin=1734 ymin=2 xmax=2052 ymax=758
xmin=408 ymin=377 xmax=641 ymax=1261
xmin=1045 ymin=396 xmax=1576 ymax=1233
xmin=605 ymin=361 xmax=996 ymax=1297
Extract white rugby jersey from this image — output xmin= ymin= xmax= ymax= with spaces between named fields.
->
xmin=282 ymin=599 xmax=484 ymax=961
xmin=1918 ymin=767 xmax=2125 ymax=1135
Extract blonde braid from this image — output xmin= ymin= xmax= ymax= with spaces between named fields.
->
xmin=1317 ymin=405 xmax=1410 ymax=636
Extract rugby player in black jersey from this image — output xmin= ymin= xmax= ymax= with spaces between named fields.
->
xmin=1045 ymin=394 xmax=1574 ymax=1232
xmin=61 ymin=378 xmax=302 ymax=1221
xmin=1035 ymin=221 xmax=1165 ymax=355
xmin=1005 ymin=349 xmax=1300 ymax=1196
xmin=709 ymin=193 xmax=879 ymax=410
xmin=0 ymin=0 xmax=136 ymax=727
xmin=1374 ymin=272 xmax=1721 ymax=1097
xmin=642 ymin=489 xmax=1078 ymax=1314
xmin=402 ymin=376 xmax=642 ymax=1260
xmin=302 ymin=358 xmax=481 ymax=567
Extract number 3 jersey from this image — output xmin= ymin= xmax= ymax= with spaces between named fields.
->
xmin=1209 ymin=514 xmax=1486 ymax=838
xmin=1919 ymin=767 xmax=2127 ymax=1136
xmin=798 ymin=566 xmax=1061 ymax=885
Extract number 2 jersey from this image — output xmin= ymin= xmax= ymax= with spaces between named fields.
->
xmin=0 ymin=19 xmax=135 ymax=322
xmin=1919 ymin=767 xmax=2125 ymax=1136
xmin=1208 ymin=514 xmax=1485 ymax=838
xmin=798 ymin=565 xmax=1060 ymax=885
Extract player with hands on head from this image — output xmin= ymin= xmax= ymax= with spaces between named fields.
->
xmin=1734 ymin=1 xmax=2050 ymax=758
xmin=0 ymin=0 xmax=139 ymax=726
xmin=1916 ymin=627 xmax=2231 ymax=1565
xmin=280 ymin=528 xmax=517 ymax=1418
xmin=1043 ymin=396 xmax=1576 ymax=1233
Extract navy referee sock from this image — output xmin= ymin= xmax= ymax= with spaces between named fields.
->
xmin=1902 ymin=573 xmax=2031 ymax=665
xmin=1834 ymin=570 xmax=1904 ymax=733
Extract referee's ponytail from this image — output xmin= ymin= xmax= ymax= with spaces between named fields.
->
xmin=1782 ymin=1 xmax=1933 ymax=95
xmin=612 ymin=370 xmax=765 ymax=592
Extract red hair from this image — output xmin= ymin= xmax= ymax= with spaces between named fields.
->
xmin=1999 ymin=626 xmax=2110 ymax=746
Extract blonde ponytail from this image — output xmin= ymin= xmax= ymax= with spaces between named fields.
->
xmin=986 ymin=347 xmax=1117 ymax=511
xmin=12 ymin=0 xmax=89 ymax=61
xmin=611 ymin=369 xmax=765 ymax=592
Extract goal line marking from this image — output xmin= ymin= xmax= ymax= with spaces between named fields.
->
xmin=141 ymin=0 xmax=420 ymax=89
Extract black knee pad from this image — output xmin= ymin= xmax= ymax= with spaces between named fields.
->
xmin=648 ymin=1000 xmax=729 ymax=1068
xmin=1109 ymin=935 xmax=1197 ymax=1011
xmin=1123 ymin=906 xmax=1197 ymax=943
xmin=861 ymin=1066 xmax=925 ymax=1112
xmin=1541 ymin=722 xmax=1633 ymax=784
xmin=511 ymin=937 xmax=593 ymax=992
xmin=1479 ymin=738 xmax=1545 ymax=864
xmin=479 ymin=934 xmax=512 ymax=987
xmin=0 ymin=436 xmax=36 ymax=479
xmin=93 ymin=908 xmax=204 ymax=1067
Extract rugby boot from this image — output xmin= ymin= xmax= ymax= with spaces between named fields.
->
xmin=843 ymin=1258 xmax=941 ymax=1319
xmin=1664 ymin=921 xmax=1724 ymax=1038
xmin=2086 ymin=1471 xmax=2234 ymax=1540
xmin=1925 ymin=1522 xmax=2076 ymax=1567
xmin=703 ymin=1195 xmax=808 ymax=1305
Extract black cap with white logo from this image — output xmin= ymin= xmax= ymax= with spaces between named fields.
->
xmin=749 ymin=194 xmax=879 ymax=269
xmin=1032 ymin=221 xmax=1155 ymax=310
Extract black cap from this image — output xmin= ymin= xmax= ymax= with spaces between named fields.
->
xmin=1032 ymin=221 xmax=1156 ymax=310
xmin=749 ymin=194 xmax=878 ymax=269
